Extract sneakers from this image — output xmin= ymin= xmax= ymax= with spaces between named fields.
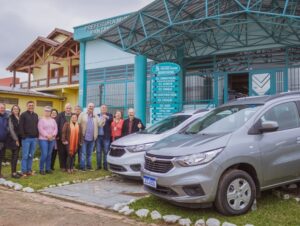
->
xmin=46 ymin=170 xmax=53 ymax=174
xmin=39 ymin=171 xmax=45 ymax=175
xmin=11 ymin=173 xmax=21 ymax=179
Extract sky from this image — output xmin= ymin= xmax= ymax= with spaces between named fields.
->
xmin=0 ymin=0 xmax=153 ymax=80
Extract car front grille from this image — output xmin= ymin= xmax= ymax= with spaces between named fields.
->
xmin=109 ymin=146 xmax=126 ymax=157
xmin=144 ymin=154 xmax=174 ymax=173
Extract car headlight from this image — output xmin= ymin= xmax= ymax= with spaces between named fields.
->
xmin=125 ymin=143 xmax=155 ymax=153
xmin=175 ymin=148 xmax=223 ymax=167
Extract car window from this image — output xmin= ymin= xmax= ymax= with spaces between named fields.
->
xmin=141 ymin=115 xmax=191 ymax=134
xmin=184 ymin=104 xmax=262 ymax=134
xmin=260 ymin=102 xmax=300 ymax=131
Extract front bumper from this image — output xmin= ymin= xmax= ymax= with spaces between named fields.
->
xmin=141 ymin=160 xmax=222 ymax=204
xmin=107 ymin=150 xmax=145 ymax=178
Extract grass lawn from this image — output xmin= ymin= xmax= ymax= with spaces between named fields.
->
xmin=130 ymin=191 xmax=300 ymax=226
xmin=1 ymin=151 xmax=111 ymax=190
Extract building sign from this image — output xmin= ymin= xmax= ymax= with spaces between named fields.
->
xmin=74 ymin=13 xmax=132 ymax=41
xmin=151 ymin=62 xmax=181 ymax=123
xmin=252 ymin=73 xmax=271 ymax=96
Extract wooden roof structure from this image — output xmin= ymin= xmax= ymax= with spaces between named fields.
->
xmin=7 ymin=28 xmax=79 ymax=72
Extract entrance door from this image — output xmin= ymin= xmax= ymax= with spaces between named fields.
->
xmin=228 ymin=73 xmax=249 ymax=101
xmin=249 ymin=70 xmax=276 ymax=96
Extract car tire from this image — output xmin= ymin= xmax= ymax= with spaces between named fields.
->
xmin=214 ymin=169 xmax=256 ymax=216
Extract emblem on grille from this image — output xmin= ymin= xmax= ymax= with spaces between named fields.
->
xmin=149 ymin=156 xmax=157 ymax=162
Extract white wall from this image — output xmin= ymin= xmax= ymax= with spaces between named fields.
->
xmin=85 ymin=40 xmax=135 ymax=70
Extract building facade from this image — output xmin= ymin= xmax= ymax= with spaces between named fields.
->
xmin=7 ymin=28 xmax=80 ymax=110
xmin=75 ymin=0 xmax=300 ymax=124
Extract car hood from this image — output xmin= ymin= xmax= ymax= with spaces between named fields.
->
xmin=111 ymin=133 xmax=163 ymax=146
xmin=147 ymin=132 xmax=232 ymax=157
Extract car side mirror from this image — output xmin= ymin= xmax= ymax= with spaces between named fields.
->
xmin=259 ymin=121 xmax=279 ymax=133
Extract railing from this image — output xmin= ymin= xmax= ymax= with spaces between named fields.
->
xmin=20 ymin=74 xmax=79 ymax=89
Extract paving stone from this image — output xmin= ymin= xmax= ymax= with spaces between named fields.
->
xmin=135 ymin=209 xmax=149 ymax=218
xmin=194 ymin=219 xmax=205 ymax=226
xmin=163 ymin=215 xmax=181 ymax=224
xmin=150 ymin=210 xmax=162 ymax=220
xmin=179 ymin=218 xmax=192 ymax=226
xmin=0 ymin=178 xmax=6 ymax=185
xmin=23 ymin=187 xmax=34 ymax=193
xmin=42 ymin=179 xmax=146 ymax=209
xmin=14 ymin=184 xmax=23 ymax=191
xmin=206 ymin=218 xmax=221 ymax=226
xmin=222 ymin=222 xmax=237 ymax=226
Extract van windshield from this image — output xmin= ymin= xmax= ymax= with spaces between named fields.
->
xmin=183 ymin=104 xmax=262 ymax=134
xmin=140 ymin=115 xmax=191 ymax=134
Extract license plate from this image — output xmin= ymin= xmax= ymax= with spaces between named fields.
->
xmin=143 ymin=175 xmax=157 ymax=188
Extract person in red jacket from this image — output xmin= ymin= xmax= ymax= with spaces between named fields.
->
xmin=111 ymin=110 xmax=124 ymax=141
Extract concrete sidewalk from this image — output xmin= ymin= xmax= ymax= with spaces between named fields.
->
xmin=41 ymin=176 xmax=148 ymax=209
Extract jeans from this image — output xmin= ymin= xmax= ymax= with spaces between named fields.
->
xmin=57 ymin=140 xmax=68 ymax=170
xmin=21 ymin=138 xmax=37 ymax=173
xmin=96 ymin=136 xmax=111 ymax=169
xmin=39 ymin=139 xmax=55 ymax=172
xmin=0 ymin=142 xmax=5 ymax=175
xmin=10 ymin=148 xmax=19 ymax=174
xmin=80 ymin=140 xmax=94 ymax=170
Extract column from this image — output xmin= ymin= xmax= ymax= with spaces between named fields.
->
xmin=12 ymin=70 xmax=16 ymax=88
xmin=28 ymin=67 xmax=31 ymax=89
xmin=134 ymin=55 xmax=147 ymax=124
xmin=68 ymin=58 xmax=72 ymax=85
xmin=79 ymin=42 xmax=86 ymax=108
xmin=176 ymin=48 xmax=184 ymax=111
xmin=47 ymin=62 xmax=50 ymax=87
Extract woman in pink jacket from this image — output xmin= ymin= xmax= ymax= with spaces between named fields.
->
xmin=38 ymin=106 xmax=58 ymax=175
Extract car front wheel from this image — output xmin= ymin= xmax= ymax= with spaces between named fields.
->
xmin=214 ymin=169 xmax=256 ymax=216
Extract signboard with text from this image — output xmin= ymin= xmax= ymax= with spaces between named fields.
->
xmin=151 ymin=62 xmax=181 ymax=124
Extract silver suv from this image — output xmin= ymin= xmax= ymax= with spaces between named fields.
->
xmin=108 ymin=109 xmax=210 ymax=178
xmin=142 ymin=92 xmax=300 ymax=215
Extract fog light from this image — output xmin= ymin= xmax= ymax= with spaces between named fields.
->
xmin=130 ymin=164 xmax=141 ymax=172
xmin=183 ymin=184 xmax=205 ymax=196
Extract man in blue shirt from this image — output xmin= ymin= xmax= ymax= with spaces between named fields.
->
xmin=97 ymin=105 xmax=113 ymax=170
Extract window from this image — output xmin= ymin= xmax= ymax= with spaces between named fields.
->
xmin=50 ymin=67 xmax=64 ymax=78
xmin=184 ymin=104 xmax=262 ymax=134
xmin=36 ymin=100 xmax=53 ymax=107
xmin=141 ymin=115 xmax=191 ymax=134
xmin=260 ymin=102 xmax=300 ymax=131
xmin=0 ymin=97 xmax=18 ymax=105
xmin=72 ymin=65 xmax=79 ymax=75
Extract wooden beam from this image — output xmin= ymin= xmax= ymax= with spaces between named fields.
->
xmin=68 ymin=58 xmax=72 ymax=85
xmin=47 ymin=62 xmax=50 ymax=87
xmin=12 ymin=70 xmax=16 ymax=88
xmin=28 ymin=67 xmax=31 ymax=89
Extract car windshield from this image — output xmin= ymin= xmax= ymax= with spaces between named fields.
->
xmin=183 ymin=104 xmax=262 ymax=134
xmin=140 ymin=115 xmax=191 ymax=134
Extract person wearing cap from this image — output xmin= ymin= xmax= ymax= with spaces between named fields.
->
xmin=38 ymin=106 xmax=58 ymax=175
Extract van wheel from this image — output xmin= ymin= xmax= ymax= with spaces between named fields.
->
xmin=214 ymin=169 xmax=256 ymax=216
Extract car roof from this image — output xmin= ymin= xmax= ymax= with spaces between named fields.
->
xmin=222 ymin=91 xmax=300 ymax=107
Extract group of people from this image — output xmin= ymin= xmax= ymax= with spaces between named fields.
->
xmin=0 ymin=101 xmax=145 ymax=179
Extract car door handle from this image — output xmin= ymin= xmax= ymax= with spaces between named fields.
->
xmin=297 ymin=137 xmax=300 ymax=144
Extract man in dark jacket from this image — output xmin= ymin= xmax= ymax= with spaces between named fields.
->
xmin=0 ymin=103 xmax=9 ymax=178
xmin=96 ymin=105 xmax=113 ymax=170
xmin=56 ymin=103 xmax=72 ymax=171
xmin=122 ymin=108 xmax=145 ymax=136
xmin=19 ymin=101 xmax=39 ymax=176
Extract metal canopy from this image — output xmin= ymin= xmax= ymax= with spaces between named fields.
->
xmin=99 ymin=0 xmax=300 ymax=62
